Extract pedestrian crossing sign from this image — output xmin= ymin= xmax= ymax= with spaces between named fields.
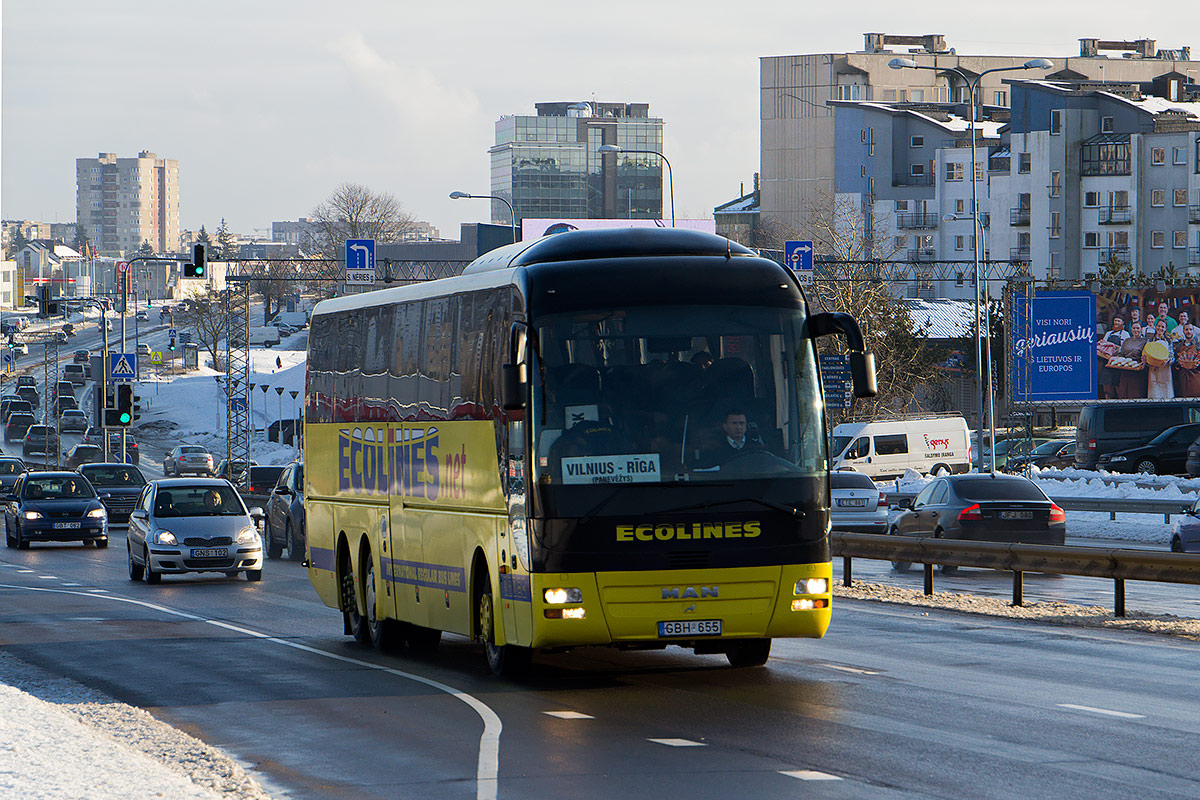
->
xmin=110 ymin=353 xmax=137 ymax=380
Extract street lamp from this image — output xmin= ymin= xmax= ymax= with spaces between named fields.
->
xmin=891 ymin=56 xmax=1052 ymax=470
xmin=596 ymin=144 xmax=675 ymax=227
xmin=449 ymin=191 xmax=518 ymax=244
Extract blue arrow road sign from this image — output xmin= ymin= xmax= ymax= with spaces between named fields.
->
xmin=785 ymin=240 xmax=814 ymax=272
xmin=229 ymin=396 xmax=247 ymax=413
xmin=345 ymin=239 xmax=375 ymax=269
xmin=109 ymin=353 xmax=137 ymax=381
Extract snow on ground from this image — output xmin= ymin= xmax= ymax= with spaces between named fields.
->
xmin=879 ymin=467 xmax=1200 ymax=505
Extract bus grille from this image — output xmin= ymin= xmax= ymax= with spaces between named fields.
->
xmin=667 ymin=551 xmax=709 ymax=569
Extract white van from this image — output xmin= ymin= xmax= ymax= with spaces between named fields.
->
xmin=830 ymin=415 xmax=971 ymax=479
xmin=249 ymin=326 xmax=281 ymax=347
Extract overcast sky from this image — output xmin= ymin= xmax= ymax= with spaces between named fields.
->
xmin=2 ymin=0 xmax=1194 ymax=242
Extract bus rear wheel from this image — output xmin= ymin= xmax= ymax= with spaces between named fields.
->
xmin=341 ymin=550 xmax=369 ymax=645
xmin=362 ymin=551 xmax=401 ymax=650
xmin=478 ymin=578 xmax=531 ymax=677
xmin=726 ymin=638 xmax=772 ymax=668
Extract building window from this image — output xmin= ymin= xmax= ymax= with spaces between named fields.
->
xmin=955 ymin=199 xmax=965 ymax=215
xmin=895 ymin=200 xmax=909 ymax=212
xmin=1152 ymin=147 xmax=1166 ymax=165
xmin=1050 ymin=109 xmax=1062 ymax=135
xmin=1101 ymin=116 xmax=1114 ymax=133
xmin=1084 ymin=191 xmax=1100 ymax=207
xmin=975 ymin=163 xmax=984 ymax=182
xmin=946 ymin=162 xmax=964 ymax=181
xmin=1084 ymin=231 xmax=1100 ymax=248
xmin=1152 ymin=230 xmax=1165 ymax=248
xmin=1081 ymin=137 xmax=1131 ymax=175
xmin=1050 ymin=211 xmax=1062 ymax=238
xmin=1050 ymin=171 xmax=1062 ymax=197
xmin=1018 ymin=153 xmax=1032 ymax=173
xmin=955 ymin=235 xmax=965 ymax=251
xmin=895 ymin=235 xmax=909 ymax=248
xmin=1175 ymin=230 xmax=1188 ymax=249
xmin=1153 ymin=189 xmax=1166 ymax=207
xmin=1176 ymin=188 xmax=1188 ymax=207
xmin=1175 ymin=147 xmax=1187 ymax=165
xmin=910 ymin=89 xmax=924 ymax=102
xmin=993 ymin=91 xmax=1008 ymax=106
xmin=911 ymin=164 xmax=925 ymax=177
xmin=911 ymin=135 xmax=924 ymax=148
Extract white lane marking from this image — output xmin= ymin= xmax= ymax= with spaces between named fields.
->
xmin=820 ymin=663 xmax=881 ymax=676
xmin=0 ymin=584 xmax=503 ymax=800
xmin=17 ymin=570 xmax=34 ymax=573
xmin=38 ymin=575 xmax=58 ymax=579
xmin=543 ymin=711 xmax=593 ymax=720
xmin=1057 ymin=703 xmax=1145 ymax=719
xmin=61 ymin=583 xmax=82 ymax=587
xmin=781 ymin=769 xmax=842 ymax=781
xmin=648 ymin=738 xmax=706 ymax=747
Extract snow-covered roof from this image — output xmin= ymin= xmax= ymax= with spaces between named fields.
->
xmin=714 ymin=192 xmax=759 ymax=214
xmin=904 ymin=297 xmax=982 ymax=339
xmin=829 ymin=100 xmax=1004 ymax=139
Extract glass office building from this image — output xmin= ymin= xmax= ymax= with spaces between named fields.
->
xmin=490 ymin=101 xmax=664 ymax=228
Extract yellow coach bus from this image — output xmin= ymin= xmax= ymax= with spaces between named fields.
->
xmin=303 ymin=228 xmax=875 ymax=675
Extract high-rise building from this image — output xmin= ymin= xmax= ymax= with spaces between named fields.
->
xmin=490 ymin=101 xmax=664 ymax=227
xmin=761 ymin=33 xmax=1197 ymax=245
xmin=76 ymin=151 xmax=180 ymax=256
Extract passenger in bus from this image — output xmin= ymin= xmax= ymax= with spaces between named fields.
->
xmin=700 ymin=409 xmax=766 ymax=468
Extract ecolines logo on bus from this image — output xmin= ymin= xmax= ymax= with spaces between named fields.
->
xmin=338 ymin=426 xmax=441 ymax=500
xmin=615 ymin=521 xmax=761 ymax=542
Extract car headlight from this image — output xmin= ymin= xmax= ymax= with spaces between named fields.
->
xmin=795 ymin=578 xmax=829 ymax=595
xmin=1109 ymin=456 xmax=1126 ymax=462
xmin=544 ymin=587 xmax=583 ymax=605
xmin=22 ymin=510 xmax=42 ymax=520
xmin=236 ymin=526 xmax=258 ymax=544
xmin=154 ymin=530 xmax=178 ymax=546
xmin=87 ymin=508 xmax=107 ymax=519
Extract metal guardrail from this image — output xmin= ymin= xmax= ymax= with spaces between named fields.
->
xmin=832 ymin=532 xmax=1200 ymax=617
xmin=884 ymin=491 xmax=1194 ymax=522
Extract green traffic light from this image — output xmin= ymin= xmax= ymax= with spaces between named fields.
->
xmin=118 ymin=412 xmax=132 ymax=424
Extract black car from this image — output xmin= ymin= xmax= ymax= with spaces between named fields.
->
xmin=1097 ymin=422 xmax=1200 ymax=475
xmin=239 ymin=465 xmax=286 ymax=514
xmin=55 ymin=394 xmax=79 ymax=414
xmin=3 ymin=471 xmax=108 ymax=549
xmin=1075 ymin=401 xmax=1200 ymax=469
xmin=65 ymin=444 xmax=105 ymax=470
xmin=5 ymin=413 xmax=36 ymax=443
xmin=78 ymin=463 xmax=147 ymax=523
xmin=22 ymin=425 xmax=59 ymax=460
xmin=73 ymin=349 xmax=90 ymax=364
xmin=1004 ymin=440 xmax=1075 ymax=473
xmin=890 ymin=475 xmax=1066 ymax=570
xmin=265 ymin=460 xmax=305 ymax=560
xmin=0 ymin=457 xmax=28 ymax=492
xmin=4 ymin=399 xmax=33 ymax=423
xmin=15 ymin=385 xmax=38 ymax=406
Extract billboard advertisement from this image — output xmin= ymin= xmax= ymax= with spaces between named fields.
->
xmin=1011 ymin=290 xmax=1097 ymax=403
xmin=1095 ymin=286 xmax=1200 ymax=400
xmin=521 ymin=218 xmax=717 ymax=241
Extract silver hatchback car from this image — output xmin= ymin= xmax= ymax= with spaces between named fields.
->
xmin=126 ymin=479 xmax=264 ymax=583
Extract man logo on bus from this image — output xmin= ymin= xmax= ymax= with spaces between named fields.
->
xmin=338 ymin=425 xmax=440 ymax=500
xmin=924 ymin=434 xmax=950 ymax=449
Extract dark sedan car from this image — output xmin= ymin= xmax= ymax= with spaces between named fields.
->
xmin=78 ymin=463 xmax=147 ymax=523
xmin=265 ymin=460 xmax=305 ymax=560
xmin=5 ymin=412 xmax=36 ymax=444
xmin=1098 ymin=422 xmax=1200 ymax=475
xmin=0 ymin=457 xmax=27 ymax=492
xmin=890 ymin=474 xmax=1066 ymax=570
xmin=65 ymin=444 xmax=105 ymax=470
xmin=1003 ymin=440 xmax=1075 ymax=473
xmin=239 ymin=465 xmax=286 ymax=514
xmin=16 ymin=385 xmax=38 ymax=406
xmin=3 ymin=471 xmax=108 ymax=549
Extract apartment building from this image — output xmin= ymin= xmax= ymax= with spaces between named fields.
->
xmin=76 ymin=151 xmax=180 ymax=256
xmin=763 ymin=34 xmax=1197 ymax=244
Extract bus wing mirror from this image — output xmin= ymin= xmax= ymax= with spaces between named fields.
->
xmin=850 ymin=352 xmax=878 ymax=399
xmin=500 ymin=363 xmax=526 ymax=411
xmin=809 ymin=312 xmax=878 ymax=399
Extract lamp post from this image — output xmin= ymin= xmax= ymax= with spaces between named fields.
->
xmin=289 ymin=389 xmax=300 ymax=454
xmin=890 ymin=56 xmax=1052 ymax=470
xmin=596 ymin=144 xmax=675 ymax=227
xmin=449 ymin=191 xmax=517 ymax=244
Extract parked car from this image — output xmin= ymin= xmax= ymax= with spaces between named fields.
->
xmin=5 ymin=413 xmax=36 ymax=444
xmin=1075 ymin=401 xmax=1200 ymax=469
xmin=63 ymin=364 xmax=87 ymax=386
xmin=16 ymin=385 xmax=39 ymax=406
xmin=164 ymin=445 xmax=214 ymax=476
xmin=1004 ymin=440 xmax=1076 ymax=472
xmin=78 ymin=463 xmax=146 ymax=524
xmin=22 ymin=425 xmax=59 ymax=459
xmin=65 ymin=443 xmax=104 ymax=470
xmin=829 ymin=470 xmax=888 ymax=533
xmin=0 ymin=457 xmax=28 ymax=492
xmin=977 ymin=437 xmax=1057 ymax=472
xmin=239 ymin=465 xmax=286 ymax=515
xmin=126 ymin=479 xmax=264 ymax=583
xmin=1097 ymin=422 xmax=1200 ymax=475
xmin=73 ymin=349 xmax=90 ymax=364
xmin=830 ymin=415 xmax=970 ymax=479
xmin=59 ymin=409 xmax=89 ymax=434
xmin=3 ymin=471 xmax=108 ymax=549
xmin=265 ymin=460 xmax=306 ymax=561
xmin=890 ymin=475 xmax=1066 ymax=571
xmin=4 ymin=399 xmax=34 ymax=423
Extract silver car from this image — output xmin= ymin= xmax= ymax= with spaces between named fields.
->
xmin=126 ymin=479 xmax=264 ymax=583
xmin=829 ymin=470 xmax=888 ymax=533
xmin=164 ymin=445 xmax=214 ymax=476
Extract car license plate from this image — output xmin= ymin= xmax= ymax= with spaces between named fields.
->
xmin=52 ymin=521 xmax=81 ymax=530
xmin=837 ymin=498 xmax=868 ymax=507
xmin=658 ymin=619 xmax=721 ymax=637
xmin=999 ymin=511 xmax=1033 ymax=520
xmin=191 ymin=548 xmax=228 ymax=558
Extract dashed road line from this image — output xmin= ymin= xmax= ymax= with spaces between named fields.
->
xmin=543 ymin=711 xmax=594 ymax=719
xmin=1057 ymin=703 xmax=1145 ymax=719
xmin=648 ymin=738 xmax=706 ymax=747
xmin=820 ymin=663 xmax=881 ymax=676
xmin=781 ymin=769 xmax=842 ymax=781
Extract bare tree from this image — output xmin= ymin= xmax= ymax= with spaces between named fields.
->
xmin=174 ymin=290 xmax=232 ymax=371
xmin=246 ymin=259 xmax=299 ymax=324
xmin=310 ymin=183 xmax=417 ymax=274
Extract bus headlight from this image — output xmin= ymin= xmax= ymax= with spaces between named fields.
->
xmin=544 ymin=587 xmax=583 ymax=605
xmin=795 ymin=578 xmax=828 ymax=595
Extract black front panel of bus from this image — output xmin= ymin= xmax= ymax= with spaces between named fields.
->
xmin=528 ymin=477 xmax=829 ymax=573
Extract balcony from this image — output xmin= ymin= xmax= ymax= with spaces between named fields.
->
xmin=894 ymin=172 xmax=933 ymax=187
xmin=1010 ymin=208 xmax=1031 ymax=226
xmin=896 ymin=212 xmax=939 ymax=230
xmin=906 ymin=248 xmax=938 ymax=262
xmin=1190 ymin=247 xmax=1200 ymax=267
xmin=1098 ymin=246 xmax=1132 ymax=266
xmin=1190 ymin=205 xmax=1200 ymax=224
xmin=1010 ymin=247 xmax=1031 ymax=263
xmin=1099 ymin=205 xmax=1132 ymax=224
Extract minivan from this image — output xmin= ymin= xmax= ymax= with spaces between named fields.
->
xmin=1074 ymin=402 xmax=1200 ymax=469
xmin=830 ymin=415 xmax=971 ymax=479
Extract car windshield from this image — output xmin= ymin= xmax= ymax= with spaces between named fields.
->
xmin=0 ymin=461 xmax=23 ymax=475
xmin=81 ymin=466 xmax=146 ymax=486
xmin=531 ymin=304 xmax=826 ymax=484
xmin=154 ymin=485 xmax=245 ymax=517
xmin=25 ymin=477 xmax=95 ymax=499
xmin=830 ymin=435 xmax=853 ymax=456
xmin=1031 ymin=440 xmax=1069 ymax=455
xmin=953 ymin=478 xmax=1047 ymax=501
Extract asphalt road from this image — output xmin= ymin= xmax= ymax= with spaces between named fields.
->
xmin=2 ymin=533 xmax=1199 ymax=799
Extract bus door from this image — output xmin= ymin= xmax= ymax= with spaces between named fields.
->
xmin=500 ymin=416 xmax=533 ymax=646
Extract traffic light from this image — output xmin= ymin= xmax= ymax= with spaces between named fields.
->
xmin=168 ymin=336 xmax=176 ymax=351
xmin=185 ymin=244 xmax=206 ymax=278
xmin=111 ymin=383 xmax=139 ymax=427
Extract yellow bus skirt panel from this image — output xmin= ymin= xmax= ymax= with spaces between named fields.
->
xmin=306 ymin=500 xmax=340 ymax=610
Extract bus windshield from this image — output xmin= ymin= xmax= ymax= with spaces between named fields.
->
xmin=530 ymin=304 xmax=825 ymax=485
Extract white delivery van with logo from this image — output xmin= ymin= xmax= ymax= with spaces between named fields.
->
xmin=830 ymin=414 xmax=971 ymax=479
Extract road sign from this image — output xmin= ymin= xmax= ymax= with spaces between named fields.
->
xmin=345 ymin=239 xmax=376 ymax=285
xmin=109 ymin=353 xmax=137 ymax=381
xmin=785 ymin=240 xmax=815 ymax=286
xmin=229 ymin=396 xmax=247 ymax=413
xmin=169 ymin=328 xmax=177 ymax=337
xmin=150 ymin=351 xmax=163 ymax=365
xmin=117 ymin=261 xmax=130 ymax=275
xmin=820 ymin=354 xmax=853 ymax=409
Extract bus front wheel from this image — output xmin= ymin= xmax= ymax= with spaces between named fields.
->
xmin=726 ymin=638 xmax=772 ymax=668
xmin=478 ymin=578 xmax=531 ymax=677
xmin=341 ymin=550 xmax=370 ymax=645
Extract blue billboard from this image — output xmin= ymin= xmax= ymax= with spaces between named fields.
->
xmin=1011 ymin=290 xmax=1097 ymax=403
